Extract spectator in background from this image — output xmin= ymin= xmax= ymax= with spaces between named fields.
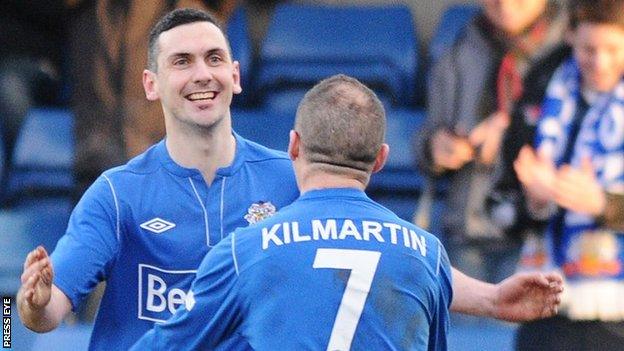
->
xmin=66 ymin=0 xmax=239 ymax=195
xmin=414 ymin=0 xmax=567 ymax=283
xmin=0 ymin=1 xmax=66 ymax=168
xmin=485 ymin=43 xmax=571 ymax=251
xmin=513 ymin=0 xmax=624 ymax=349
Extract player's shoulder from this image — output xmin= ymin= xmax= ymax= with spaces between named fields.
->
xmin=233 ymin=201 xmax=296 ymax=242
xmin=237 ymin=135 xmax=291 ymax=166
xmin=227 ymin=202 xmax=297 ymax=262
xmin=80 ymin=143 xmax=165 ymax=203
xmin=367 ymin=203 xmax=446 ymax=269
xmin=395 ymin=214 xmax=439 ymax=242
xmin=369 ymin=199 xmax=439 ymax=239
xmin=101 ymin=142 xmax=165 ymax=181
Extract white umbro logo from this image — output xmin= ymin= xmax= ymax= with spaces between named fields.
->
xmin=140 ymin=218 xmax=176 ymax=234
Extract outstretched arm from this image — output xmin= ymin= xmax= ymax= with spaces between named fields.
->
xmin=17 ymin=246 xmax=72 ymax=332
xmin=450 ymin=267 xmax=563 ymax=322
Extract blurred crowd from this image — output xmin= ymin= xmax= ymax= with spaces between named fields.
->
xmin=414 ymin=0 xmax=624 ymax=349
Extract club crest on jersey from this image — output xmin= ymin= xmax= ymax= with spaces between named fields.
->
xmin=244 ymin=201 xmax=276 ymax=225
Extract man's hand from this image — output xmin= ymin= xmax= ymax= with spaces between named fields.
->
xmin=450 ymin=268 xmax=563 ymax=322
xmin=431 ymin=129 xmax=474 ymax=171
xmin=18 ymin=246 xmax=54 ymax=311
xmin=514 ymin=146 xmax=557 ymax=206
xmin=493 ymin=271 xmax=563 ymax=322
xmin=554 ymin=157 xmax=606 ymax=216
xmin=469 ymin=111 xmax=511 ymax=165
xmin=17 ymin=246 xmax=71 ymax=333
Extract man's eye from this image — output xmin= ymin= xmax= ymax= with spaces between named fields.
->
xmin=174 ymin=58 xmax=189 ymax=66
xmin=208 ymin=55 xmax=223 ymax=65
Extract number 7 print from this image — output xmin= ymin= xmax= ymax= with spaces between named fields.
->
xmin=313 ymin=249 xmax=382 ymax=351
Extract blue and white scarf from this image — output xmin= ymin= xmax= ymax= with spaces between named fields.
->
xmin=523 ymin=57 xmax=624 ymax=320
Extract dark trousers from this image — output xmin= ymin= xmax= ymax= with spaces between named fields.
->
xmin=516 ymin=316 xmax=624 ymax=351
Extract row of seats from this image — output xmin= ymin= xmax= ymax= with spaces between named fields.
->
xmin=232 ymin=3 xmax=480 ymax=109
xmin=259 ymin=4 xmax=419 ymax=106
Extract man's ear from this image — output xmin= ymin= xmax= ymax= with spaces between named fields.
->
xmin=371 ymin=143 xmax=389 ymax=174
xmin=143 ymin=69 xmax=159 ymax=101
xmin=232 ymin=60 xmax=242 ymax=95
xmin=287 ymin=130 xmax=300 ymax=161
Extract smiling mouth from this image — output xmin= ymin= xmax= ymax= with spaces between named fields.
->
xmin=186 ymin=92 xmax=216 ymax=101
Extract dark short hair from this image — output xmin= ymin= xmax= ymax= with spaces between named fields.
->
xmin=147 ymin=8 xmax=228 ymax=72
xmin=570 ymin=0 xmax=624 ymax=29
xmin=295 ymin=74 xmax=386 ymax=173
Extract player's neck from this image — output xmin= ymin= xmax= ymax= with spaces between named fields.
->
xmin=298 ymin=171 xmax=367 ymax=194
xmin=165 ymin=124 xmax=236 ymax=185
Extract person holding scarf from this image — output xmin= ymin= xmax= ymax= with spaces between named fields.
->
xmin=514 ymin=0 xmax=624 ymax=349
xmin=414 ymin=0 xmax=568 ymax=284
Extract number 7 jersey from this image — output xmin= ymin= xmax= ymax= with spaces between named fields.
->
xmin=132 ymin=188 xmax=453 ymax=351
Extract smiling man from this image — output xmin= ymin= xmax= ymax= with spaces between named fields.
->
xmin=16 ymin=9 xmax=299 ymax=350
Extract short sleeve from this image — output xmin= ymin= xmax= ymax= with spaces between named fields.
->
xmin=51 ymin=175 xmax=120 ymax=310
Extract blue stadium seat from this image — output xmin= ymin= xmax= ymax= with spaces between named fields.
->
xmin=368 ymin=108 xmax=426 ymax=192
xmin=258 ymin=4 xmax=419 ymax=106
xmin=6 ymin=108 xmax=74 ymax=198
xmin=429 ymin=4 xmax=481 ymax=65
xmin=264 ymin=89 xmax=307 ymax=116
xmin=231 ymin=108 xmax=294 ymax=152
xmin=366 ymin=108 xmax=427 ymax=226
xmin=0 ymin=198 xmax=72 ymax=295
xmin=264 ymin=88 xmax=396 ymax=117
xmin=369 ymin=192 xmax=419 ymax=223
xmin=228 ymin=6 xmax=253 ymax=107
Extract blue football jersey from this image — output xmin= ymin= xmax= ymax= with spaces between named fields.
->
xmin=132 ymin=188 xmax=453 ymax=351
xmin=50 ymin=134 xmax=299 ymax=350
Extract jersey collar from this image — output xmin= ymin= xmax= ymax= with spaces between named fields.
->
xmin=156 ymin=132 xmax=247 ymax=179
xmin=299 ymin=187 xmax=369 ymax=201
